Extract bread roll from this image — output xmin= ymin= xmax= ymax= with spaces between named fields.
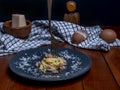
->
xmin=72 ymin=30 xmax=88 ymax=44
xmin=100 ymin=29 xmax=117 ymax=43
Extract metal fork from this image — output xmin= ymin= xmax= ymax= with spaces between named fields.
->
xmin=47 ymin=0 xmax=59 ymax=57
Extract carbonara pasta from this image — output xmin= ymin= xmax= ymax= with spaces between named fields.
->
xmin=35 ymin=54 xmax=67 ymax=74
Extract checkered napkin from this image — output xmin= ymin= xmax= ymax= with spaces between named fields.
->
xmin=0 ymin=20 xmax=120 ymax=56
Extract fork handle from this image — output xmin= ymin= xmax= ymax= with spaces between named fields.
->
xmin=47 ymin=0 xmax=54 ymax=38
xmin=47 ymin=0 xmax=52 ymax=21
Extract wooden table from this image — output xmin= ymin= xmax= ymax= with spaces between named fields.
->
xmin=0 ymin=26 xmax=120 ymax=90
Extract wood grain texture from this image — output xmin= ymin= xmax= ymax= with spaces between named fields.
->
xmin=0 ymin=26 xmax=120 ymax=90
xmin=0 ymin=55 xmax=46 ymax=90
xmin=47 ymin=81 xmax=83 ymax=90
xmin=74 ymin=48 xmax=120 ymax=90
xmin=102 ymin=47 xmax=120 ymax=87
xmin=0 ymin=55 xmax=14 ymax=90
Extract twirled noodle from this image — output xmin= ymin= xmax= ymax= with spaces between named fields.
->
xmin=35 ymin=54 xmax=67 ymax=74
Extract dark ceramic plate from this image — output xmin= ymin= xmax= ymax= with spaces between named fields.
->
xmin=9 ymin=47 xmax=92 ymax=82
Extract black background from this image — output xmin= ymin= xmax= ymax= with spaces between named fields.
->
xmin=0 ymin=0 xmax=120 ymax=25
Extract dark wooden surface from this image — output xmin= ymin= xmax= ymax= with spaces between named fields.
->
xmin=0 ymin=26 xmax=120 ymax=90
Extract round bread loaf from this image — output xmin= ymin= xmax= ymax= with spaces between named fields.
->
xmin=100 ymin=29 xmax=117 ymax=43
xmin=72 ymin=30 xmax=88 ymax=44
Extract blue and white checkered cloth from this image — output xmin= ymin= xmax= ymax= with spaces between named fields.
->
xmin=0 ymin=20 xmax=120 ymax=56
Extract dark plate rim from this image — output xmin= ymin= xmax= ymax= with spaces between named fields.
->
xmin=9 ymin=47 xmax=92 ymax=82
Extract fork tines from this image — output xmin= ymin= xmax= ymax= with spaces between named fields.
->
xmin=51 ymin=35 xmax=59 ymax=57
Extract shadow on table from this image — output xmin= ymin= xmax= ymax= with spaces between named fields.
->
xmin=7 ymin=67 xmax=90 ymax=87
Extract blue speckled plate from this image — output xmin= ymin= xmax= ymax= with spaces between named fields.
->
xmin=9 ymin=47 xmax=92 ymax=82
